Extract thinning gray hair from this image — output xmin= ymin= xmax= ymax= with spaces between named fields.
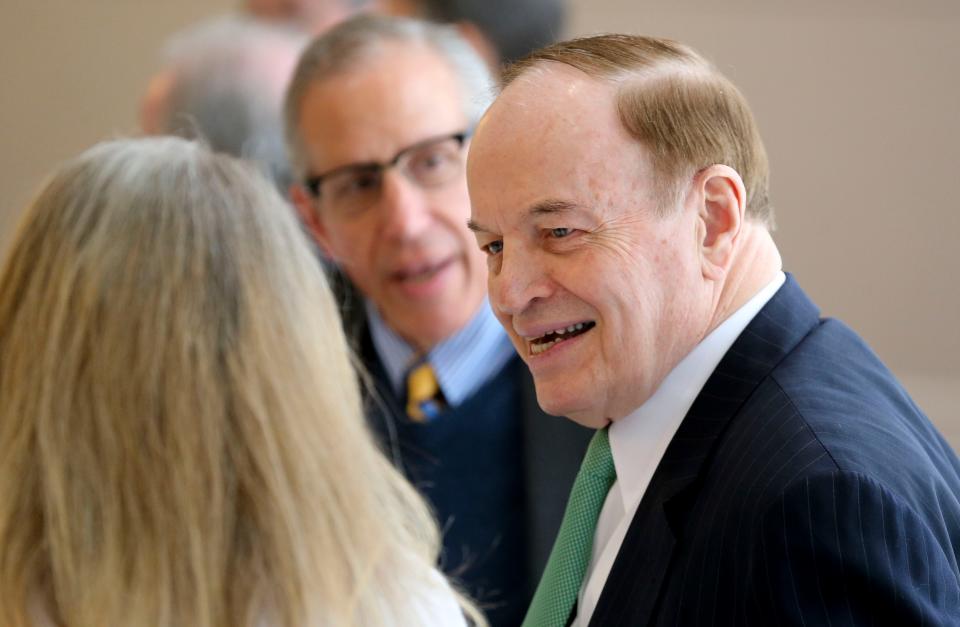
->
xmin=284 ymin=13 xmax=494 ymax=180
xmin=158 ymin=16 xmax=309 ymax=191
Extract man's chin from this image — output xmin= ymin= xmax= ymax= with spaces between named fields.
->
xmin=534 ymin=387 xmax=609 ymax=430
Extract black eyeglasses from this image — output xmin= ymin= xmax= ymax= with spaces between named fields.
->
xmin=304 ymin=131 xmax=470 ymax=218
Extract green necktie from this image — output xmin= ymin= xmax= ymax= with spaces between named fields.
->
xmin=523 ymin=427 xmax=617 ymax=627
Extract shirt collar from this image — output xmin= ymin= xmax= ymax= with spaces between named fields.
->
xmin=608 ymin=271 xmax=786 ymax=513
xmin=366 ymin=296 xmax=515 ymax=407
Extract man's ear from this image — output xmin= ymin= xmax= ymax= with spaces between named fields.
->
xmin=289 ymin=183 xmax=336 ymax=260
xmin=692 ymin=164 xmax=746 ymax=281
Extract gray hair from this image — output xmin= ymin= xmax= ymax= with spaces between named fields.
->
xmin=157 ymin=16 xmax=309 ymax=191
xmin=418 ymin=0 xmax=566 ymax=63
xmin=284 ymin=13 xmax=494 ymax=180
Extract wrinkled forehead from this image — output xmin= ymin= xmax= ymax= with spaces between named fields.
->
xmin=483 ymin=63 xmax=622 ymax=148
xmin=468 ymin=61 xmax=650 ymax=184
xmin=467 ymin=63 xmax=651 ymax=221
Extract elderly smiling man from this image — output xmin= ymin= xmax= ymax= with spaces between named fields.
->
xmin=467 ymin=34 xmax=960 ymax=626
xmin=284 ymin=15 xmax=590 ymax=626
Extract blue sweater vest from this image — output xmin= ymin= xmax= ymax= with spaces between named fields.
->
xmin=367 ymin=352 xmax=529 ymax=627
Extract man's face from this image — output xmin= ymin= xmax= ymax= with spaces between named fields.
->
xmin=467 ymin=65 xmax=712 ymax=428
xmin=294 ymin=43 xmax=487 ymax=350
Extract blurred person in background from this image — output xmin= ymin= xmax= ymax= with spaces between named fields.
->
xmin=244 ymin=0 xmax=369 ymax=33
xmin=0 ymin=137 xmax=482 ymax=627
xmin=139 ymin=16 xmax=308 ymax=191
xmin=468 ymin=33 xmax=960 ymax=626
xmin=285 ymin=14 xmax=590 ymax=626
xmin=377 ymin=0 xmax=566 ymax=67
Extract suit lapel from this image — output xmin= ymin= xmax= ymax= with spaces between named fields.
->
xmin=588 ymin=275 xmax=821 ymax=626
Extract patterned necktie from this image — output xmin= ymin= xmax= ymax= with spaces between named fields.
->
xmin=405 ymin=362 xmax=442 ymax=422
xmin=523 ymin=427 xmax=617 ymax=627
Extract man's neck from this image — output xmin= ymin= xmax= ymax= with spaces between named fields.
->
xmin=706 ymin=222 xmax=782 ymax=335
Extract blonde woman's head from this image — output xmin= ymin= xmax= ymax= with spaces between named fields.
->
xmin=0 ymin=137 xmax=464 ymax=627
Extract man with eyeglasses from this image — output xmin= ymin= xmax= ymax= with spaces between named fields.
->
xmin=284 ymin=14 xmax=591 ymax=626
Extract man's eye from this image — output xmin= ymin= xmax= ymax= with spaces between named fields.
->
xmin=419 ymin=150 xmax=449 ymax=169
xmin=411 ymin=147 xmax=456 ymax=173
xmin=346 ymin=172 xmax=380 ymax=192
xmin=550 ymin=227 xmax=573 ymax=238
xmin=482 ymin=240 xmax=503 ymax=256
xmin=331 ymin=171 xmax=380 ymax=199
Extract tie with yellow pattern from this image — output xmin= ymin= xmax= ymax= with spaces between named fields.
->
xmin=405 ymin=362 xmax=442 ymax=422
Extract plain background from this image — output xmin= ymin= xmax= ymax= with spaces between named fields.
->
xmin=1 ymin=0 xmax=957 ymax=445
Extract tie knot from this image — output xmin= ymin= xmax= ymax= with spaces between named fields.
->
xmin=581 ymin=426 xmax=616 ymax=484
xmin=406 ymin=362 xmax=442 ymax=421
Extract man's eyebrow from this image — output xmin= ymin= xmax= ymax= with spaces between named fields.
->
xmin=466 ymin=219 xmax=491 ymax=233
xmin=467 ymin=199 xmax=581 ymax=234
xmin=529 ymin=199 xmax=579 ymax=216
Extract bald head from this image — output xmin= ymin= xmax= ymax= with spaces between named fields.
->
xmin=502 ymin=34 xmax=772 ymax=224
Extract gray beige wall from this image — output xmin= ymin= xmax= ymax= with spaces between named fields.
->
xmin=1 ymin=1 xmax=957 ymax=445
xmin=0 ymin=0 xmax=232 ymax=239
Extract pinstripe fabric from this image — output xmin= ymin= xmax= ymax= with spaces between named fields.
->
xmin=588 ymin=275 xmax=960 ymax=626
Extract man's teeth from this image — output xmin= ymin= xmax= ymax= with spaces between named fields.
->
xmin=536 ymin=323 xmax=585 ymax=340
xmin=529 ymin=322 xmax=590 ymax=355
xmin=531 ymin=338 xmax=562 ymax=355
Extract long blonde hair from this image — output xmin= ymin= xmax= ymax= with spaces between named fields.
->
xmin=0 ymin=137 xmax=472 ymax=626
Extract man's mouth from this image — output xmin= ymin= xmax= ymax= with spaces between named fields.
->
xmin=393 ymin=258 xmax=453 ymax=284
xmin=529 ymin=321 xmax=596 ymax=356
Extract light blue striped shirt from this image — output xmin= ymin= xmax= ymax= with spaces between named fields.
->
xmin=365 ymin=297 xmax=516 ymax=407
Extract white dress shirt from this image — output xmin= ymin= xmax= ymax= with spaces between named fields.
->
xmin=572 ymin=272 xmax=785 ymax=626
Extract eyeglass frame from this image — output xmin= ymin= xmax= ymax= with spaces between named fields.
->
xmin=302 ymin=130 xmax=471 ymax=202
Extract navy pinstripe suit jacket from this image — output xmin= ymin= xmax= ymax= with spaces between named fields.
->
xmin=586 ymin=275 xmax=960 ymax=626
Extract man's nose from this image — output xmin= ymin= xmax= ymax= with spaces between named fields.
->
xmin=377 ymin=170 xmax=432 ymax=241
xmin=490 ymin=244 xmax=553 ymax=317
